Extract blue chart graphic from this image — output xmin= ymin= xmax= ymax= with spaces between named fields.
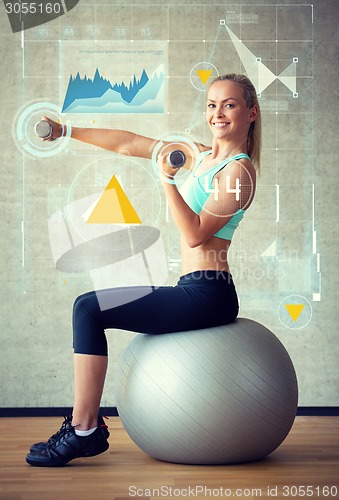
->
xmin=61 ymin=67 xmax=165 ymax=113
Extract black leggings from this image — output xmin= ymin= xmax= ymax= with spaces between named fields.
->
xmin=72 ymin=270 xmax=239 ymax=356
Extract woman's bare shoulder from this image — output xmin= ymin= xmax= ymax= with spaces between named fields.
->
xmin=195 ymin=142 xmax=211 ymax=153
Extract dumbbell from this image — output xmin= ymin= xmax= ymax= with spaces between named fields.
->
xmin=35 ymin=120 xmax=54 ymax=139
xmin=166 ymin=150 xmax=186 ymax=168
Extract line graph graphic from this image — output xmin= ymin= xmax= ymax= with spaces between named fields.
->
xmin=225 ymin=25 xmax=298 ymax=96
xmin=62 ymin=67 xmax=165 ymax=113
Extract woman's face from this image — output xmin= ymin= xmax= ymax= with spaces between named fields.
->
xmin=206 ymin=80 xmax=257 ymax=141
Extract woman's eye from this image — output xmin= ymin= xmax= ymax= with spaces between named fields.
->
xmin=207 ymin=103 xmax=234 ymax=109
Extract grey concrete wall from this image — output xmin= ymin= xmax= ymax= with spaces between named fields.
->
xmin=0 ymin=0 xmax=338 ymax=408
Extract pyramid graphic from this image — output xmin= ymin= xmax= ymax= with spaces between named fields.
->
xmin=86 ymin=175 xmax=142 ymax=224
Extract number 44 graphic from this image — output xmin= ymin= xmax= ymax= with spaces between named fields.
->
xmin=204 ymin=176 xmax=241 ymax=201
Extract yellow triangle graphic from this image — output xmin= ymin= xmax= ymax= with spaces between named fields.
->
xmin=86 ymin=175 xmax=141 ymax=224
xmin=285 ymin=304 xmax=304 ymax=322
xmin=196 ymin=69 xmax=213 ymax=85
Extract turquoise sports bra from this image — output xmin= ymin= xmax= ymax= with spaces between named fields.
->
xmin=179 ymin=151 xmax=251 ymax=240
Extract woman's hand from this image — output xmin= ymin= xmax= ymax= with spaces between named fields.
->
xmin=40 ymin=116 xmax=65 ymax=141
xmin=157 ymin=153 xmax=180 ymax=185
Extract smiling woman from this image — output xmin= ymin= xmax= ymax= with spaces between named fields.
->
xmin=206 ymin=74 xmax=261 ymax=171
xmin=162 ymin=73 xmax=261 ymax=272
xmin=25 ymin=73 xmax=262 ymax=468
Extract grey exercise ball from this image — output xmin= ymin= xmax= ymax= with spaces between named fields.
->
xmin=115 ymin=318 xmax=298 ymax=465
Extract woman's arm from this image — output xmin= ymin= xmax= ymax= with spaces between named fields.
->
xmin=70 ymin=127 xmax=158 ymax=159
xmin=41 ymin=115 xmax=158 ymax=159
xmin=41 ymin=115 xmax=209 ymax=162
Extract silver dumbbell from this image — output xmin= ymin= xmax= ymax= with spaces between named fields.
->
xmin=35 ymin=120 xmax=54 ymax=139
xmin=166 ymin=150 xmax=186 ymax=168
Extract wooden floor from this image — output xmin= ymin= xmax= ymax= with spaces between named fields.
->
xmin=0 ymin=417 xmax=338 ymax=500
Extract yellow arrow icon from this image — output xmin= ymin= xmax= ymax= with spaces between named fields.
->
xmin=285 ymin=304 xmax=304 ymax=322
xmin=196 ymin=69 xmax=213 ymax=85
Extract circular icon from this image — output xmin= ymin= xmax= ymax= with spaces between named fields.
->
xmin=65 ymin=155 xmax=162 ymax=257
xmin=151 ymin=133 xmax=200 ymax=185
xmin=194 ymin=159 xmax=255 ymax=218
xmin=12 ymin=101 xmax=71 ymax=157
xmin=278 ymin=295 xmax=313 ymax=330
xmin=48 ymin=155 xmax=167 ymax=308
xmin=190 ymin=62 xmax=219 ymax=91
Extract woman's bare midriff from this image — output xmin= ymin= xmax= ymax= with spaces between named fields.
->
xmin=180 ymin=236 xmax=231 ymax=275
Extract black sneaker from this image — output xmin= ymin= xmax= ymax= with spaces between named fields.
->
xmin=29 ymin=415 xmax=109 ymax=453
xmin=26 ymin=421 xmax=109 ymax=467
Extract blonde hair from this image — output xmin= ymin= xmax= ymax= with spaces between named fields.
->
xmin=210 ymin=74 xmax=262 ymax=172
